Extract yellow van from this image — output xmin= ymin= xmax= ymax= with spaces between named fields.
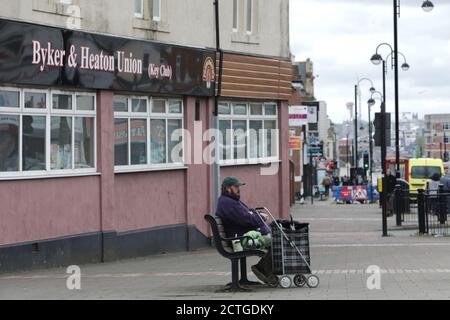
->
xmin=409 ymin=158 xmax=445 ymax=194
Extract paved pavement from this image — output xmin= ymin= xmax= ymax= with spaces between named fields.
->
xmin=2 ymin=200 xmax=450 ymax=300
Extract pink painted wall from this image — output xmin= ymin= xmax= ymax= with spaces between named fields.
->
xmin=0 ymin=176 xmax=101 ymax=246
xmin=113 ymin=170 xmax=187 ymax=232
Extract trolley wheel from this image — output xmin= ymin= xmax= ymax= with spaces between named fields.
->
xmin=279 ymin=276 xmax=292 ymax=289
xmin=307 ymin=275 xmax=320 ymax=288
xmin=293 ymin=274 xmax=307 ymax=287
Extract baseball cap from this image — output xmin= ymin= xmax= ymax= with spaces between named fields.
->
xmin=222 ymin=176 xmax=246 ymax=188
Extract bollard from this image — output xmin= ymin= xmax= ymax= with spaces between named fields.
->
xmin=394 ymin=184 xmax=402 ymax=226
xmin=417 ymin=189 xmax=426 ymax=234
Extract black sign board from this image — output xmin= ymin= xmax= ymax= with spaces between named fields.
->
xmin=0 ymin=19 xmax=215 ymax=96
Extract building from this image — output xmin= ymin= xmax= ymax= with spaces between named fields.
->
xmin=424 ymin=114 xmax=450 ymax=160
xmin=0 ymin=0 xmax=292 ymax=272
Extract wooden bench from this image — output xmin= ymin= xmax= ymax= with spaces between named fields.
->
xmin=204 ymin=214 xmax=266 ymax=292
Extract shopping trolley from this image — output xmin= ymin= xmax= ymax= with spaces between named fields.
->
xmin=255 ymin=207 xmax=320 ymax=289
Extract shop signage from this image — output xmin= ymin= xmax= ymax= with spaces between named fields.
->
xmin=289 ymin=106 xmax=308 ymax=127
xmin=0 ymin=19 xmax=215 ymax=96
xmin=288 ymin=137 xmax=301 ymax=150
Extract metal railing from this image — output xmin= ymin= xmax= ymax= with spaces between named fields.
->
xmin=393 ymin=185 xmax=450 ymax=236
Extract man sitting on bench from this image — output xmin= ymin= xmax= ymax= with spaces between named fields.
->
xmin=216 ymin=176 xmax=277 ymax=285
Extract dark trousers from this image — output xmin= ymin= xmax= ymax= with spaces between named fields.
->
xmin=255 ymin=247 xmax=273 ymax=276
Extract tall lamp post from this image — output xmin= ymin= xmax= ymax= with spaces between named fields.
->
xmin=367 ymin=91 xmax=383 ymax=188
xmin=354 ymin=78 xmax=376 ymax=170
xmin=393 ymin=0 xmax=434 ymax=177
xmin=370 ymin=43 xmax=410 ymax=180
xmin=368 ymin=91 xmax=387 ymax=237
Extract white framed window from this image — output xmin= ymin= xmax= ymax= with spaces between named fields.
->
xmin=152 ymin=0 xmax=161 ymax=21
xmin=114 ymin=95 xmax=184 ymax=171
xmin=0 ymin=87 xmax=96 ymax=178
xmin=134 ymin=0 xmax=144 ymax=18
xmin=246 ymin=0 xmax=253 ymax=34
xmin=218 ymin=101 xmax=279 ymax=165
xmin=232 ymin=0 xmax=239 ymax=32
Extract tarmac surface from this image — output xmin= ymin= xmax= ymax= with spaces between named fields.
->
xmin=2 ymin=200 xmax=450 ymax=300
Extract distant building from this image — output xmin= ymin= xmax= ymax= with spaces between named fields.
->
xmin=424 ymin=114 xmax=450 ymax=160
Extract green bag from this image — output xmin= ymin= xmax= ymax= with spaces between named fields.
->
xmin=242 ymin=231 xmax=267 ymax=249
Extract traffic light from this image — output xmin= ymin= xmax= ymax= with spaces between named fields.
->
xmin=363 ymin=153 xmax=369 ymax=170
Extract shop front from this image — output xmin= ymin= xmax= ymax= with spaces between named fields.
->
xmin=0 ymin=18 xmax=292 ymax=272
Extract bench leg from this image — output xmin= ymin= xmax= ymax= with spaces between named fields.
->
xmin=217 ymin=259 xmax=252 ymax=293
xmin=240 ymin=258 xmax=262 ymax=286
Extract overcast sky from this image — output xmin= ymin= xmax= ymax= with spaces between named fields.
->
xmin=289 ymin=0 xmax=450 ymax=124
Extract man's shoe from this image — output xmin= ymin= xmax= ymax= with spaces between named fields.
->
xmin=251 ymin=265 xmax=270 ymax=285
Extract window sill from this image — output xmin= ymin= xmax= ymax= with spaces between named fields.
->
xmin=115 ymin=165 xmax=187 ymax=174
xmin=0 ymin=171 xmax=100 ymax=181
xmin=219 ymin=159 xmax=281 ymax=167
xmin=32 ymin=0 xmax=78 ymax=17
xmin=132 ymin=18 xmax=170 ymax=33
xmin=231 ymin=32 xmax=260 ymax=45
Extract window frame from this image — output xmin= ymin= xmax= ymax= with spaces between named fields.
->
xmin=152 ymin=0 xmax=161 ymax=22
xmin=114 ymin=96 xmax=185 ymax=173
xmin=134 ymin=0 xmax=144 ymax=18
xmin=245 ymin=0 xmax=253 ymax=35
xmin=0 ymin=87 xmax=97 ymax=179
xmin=232 ymin=0 xmax=239 ymax=32
xmin=218 ymin=101 xmax=279 ymax=166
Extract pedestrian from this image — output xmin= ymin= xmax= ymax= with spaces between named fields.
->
xmin=428 ymin=172 xmax=441 ymax=214
xmin=321 ymin=174 xmax=331 ymax=197
xmin=216 ymin=176 xmax=277 ymax=286
xmin=440 ymin=169 xmax=450 ymax=213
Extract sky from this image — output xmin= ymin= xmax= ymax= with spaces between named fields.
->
xmin=289 ymin=0 xmax=450 ymax=124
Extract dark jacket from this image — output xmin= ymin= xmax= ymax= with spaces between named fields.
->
xmin=216 ymin=193 xmax=270 ymax=237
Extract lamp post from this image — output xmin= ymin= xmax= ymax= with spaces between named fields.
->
xmin=368 ymin=89 xmax=387 ymax=237
xmin=393 ymin=0 xmax=433 ymax=177
xmin=354 ymin=78 xmax=376 ymax=171
xmin=370 ymin=43 xmax=409 ymax=182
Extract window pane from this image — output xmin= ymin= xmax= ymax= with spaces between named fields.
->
xmin=153 ymin=0 xmax=160 ymax=20
xmin=131 ymin=98 xmax=147 ymax=113
xmin=233 ymin=0 xmax=238 ymax=29
xmin=246 ymin=0 xmax=252 ymax=33
xmin=114 ymin=119 xmax=129 ymax=166
xmin=150 ymin=119 xmax=166 ymax=164
xmin=74 ymin=117 xmax=94 ymax=168
xmin=152 ymin=99 xmax=166 ymax=113
xmin=52 ymin=94 xmax=72 ymax=110
xmin=218 ymin=103 xmax=231 ymax=115
xmin=249 ymin=120 xmax=262 ymax=159
xmin=250 ymin=103 xmax=263 ymax=115
xmin=77 ymin=95 xmax=95 ymax=111
xmin=0 ymin=115 xmax=19 ymax=172
xmin=265 ymin=120 xmax=277 ymax=157
xmin=0 ymin=90 xmax=19 ymax=108
xmin=114 ymin=96 xmax=128 ymax=112
xmin=168 ymin=119 xmax=183 ymax=164
xmin=265 ymin=103 xmax=277 ymax=115
xmin=25 ymin=92 xmax=46 ymax=109
xmin=233 ymin=120 xmax=247 ymax=160
xmin=219 ymin=120 xmax=232 ymax=160
xmin=168 ymin=100 xmax=182 ymax=114
xmin=51 ymin=116 xmax=72 ymax=170
xmin=23 ymin=116 xmax=46 ymax=171
xmin=233 ymin=103 xmax=247 ymax=115
xmin=134 ymin=0 xmax=143 ymax=16
xmin=131 ymin=119 xmax=147 ymax=165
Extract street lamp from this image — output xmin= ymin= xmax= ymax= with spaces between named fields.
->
xmin=354 ymin=78 xmax=376 ymax=171
xmin=370 ymin=43 xmax=409 ymax=180
xmin=392 ymin=0 xmax=433 ymax=178
xmin=368 ymin=90 xmax=388 ymax=237
xmin=421 ymin=0 xmax=434 ymax=12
